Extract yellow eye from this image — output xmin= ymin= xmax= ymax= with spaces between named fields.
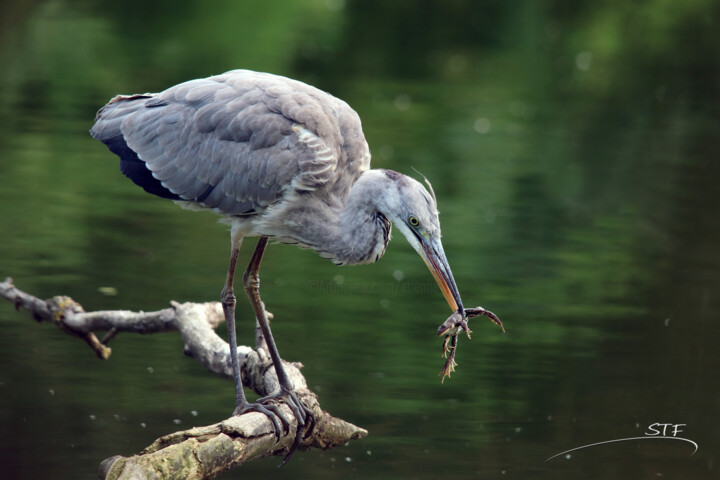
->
xmin=408 ymin=216 xmax=419 ymax=227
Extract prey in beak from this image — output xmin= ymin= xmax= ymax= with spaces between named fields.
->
xmin=387 ymin=171 xmax=504 ymax=382
xmin=436 ymin=306 xmax=505 ymax=382
xmin=416 ymin=235 xmax=505 ymax=382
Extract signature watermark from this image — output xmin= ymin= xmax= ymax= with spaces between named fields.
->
xmin=546 ymin=423 xmax=699 ymax=462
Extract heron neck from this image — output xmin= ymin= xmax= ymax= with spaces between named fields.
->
xmin=260 ymin=169 xmax=393 ymax=265
xmin=329 ymin=170 xmax=393 ymax=265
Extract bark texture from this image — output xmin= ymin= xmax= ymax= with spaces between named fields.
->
xmin=1 ymin=277 xmax=367 ymax=479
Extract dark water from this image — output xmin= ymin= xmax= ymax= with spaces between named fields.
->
xmin=1 ymin=1 xmax=719 ymax=479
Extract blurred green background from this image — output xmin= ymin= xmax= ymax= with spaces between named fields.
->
xmin=1 ymin=0 xmax=719 ymax=479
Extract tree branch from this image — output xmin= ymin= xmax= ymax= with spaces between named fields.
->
xmin=1 ymin=277 xmax=367 ymax=478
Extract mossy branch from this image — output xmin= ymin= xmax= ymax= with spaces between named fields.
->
xmin=1 ymin=277 xmax=367 ymax=479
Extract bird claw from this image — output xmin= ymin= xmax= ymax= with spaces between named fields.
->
xmin=233 ymin=401 xmax=288 ymax=443
xmin=257 ymin=388 xmax=315 ymax=466
xmin=233 ymin=388 xmax=315 ymax=465
xmin=436 ymin=306 xmax=504 ymax=382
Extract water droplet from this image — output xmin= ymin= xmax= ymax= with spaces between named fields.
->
xmin=190 ymin=410 xmax=198 ymax=417
xmin=140 ymin=422 xmax=147 ymax=428
xmin=575 ymin=52 xmax=592 ymax=71
xmin=173 ymin=419 xmax=182 ymax=425
xmin=147 ymin=367 xmax=154 ymax=374
xmin=98 ymin=286 xmax=118 ymax=296
xmin=394 ymin=94 xmax=411 ymax=111
xmin=345 ymin=457 xmax=352 ymax=463
xmin=392 ymin=270 xmax=404 ymax=281
xmin=473 ymin=118 xmax=491 ymax=134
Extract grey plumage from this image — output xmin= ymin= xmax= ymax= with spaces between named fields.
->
xmin=90 ymin=70 xmax=441 ymax=266
xmin=91 ymin=70 xmax=469 ymax=461
xmin=91 ymin=70 xmax=370 ymax=217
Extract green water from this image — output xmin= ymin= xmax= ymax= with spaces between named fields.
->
xmin=1 ymin=1 xmax=719 ymax=479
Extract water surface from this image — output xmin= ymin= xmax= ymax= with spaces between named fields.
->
xmin=1 ymin=1 xmax=718 ymax=479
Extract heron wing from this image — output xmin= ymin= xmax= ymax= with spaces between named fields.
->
xmin=90 ymin=70 xmax=370 ymax=216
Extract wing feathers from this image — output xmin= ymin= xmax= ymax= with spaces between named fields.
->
xmin=91 ymin=70 xmax=370 ymax=216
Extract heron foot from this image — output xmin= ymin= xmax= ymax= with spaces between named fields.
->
xmin=233 ymin=400 xmax=289 ymax=443
xmin=257 ymin=387 xmax=315 ymax=466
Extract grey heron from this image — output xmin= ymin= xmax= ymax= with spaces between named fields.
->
xmin=90 ymin=69 xmax=498 ymax=462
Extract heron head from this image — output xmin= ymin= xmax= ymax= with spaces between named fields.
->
xmin=378 ymin=170 xmax=464 ymax=314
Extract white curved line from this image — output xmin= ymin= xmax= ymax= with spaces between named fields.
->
xmin=545 ymin=436 xmax=699 ymax=462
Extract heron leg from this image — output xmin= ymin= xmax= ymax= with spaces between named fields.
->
xmin=243 ymin=235 xmax=315 ymax=464
xmin=221 ymin=233 xmax=284 ymax=440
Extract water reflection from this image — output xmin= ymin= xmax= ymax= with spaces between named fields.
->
xmin=1 ymin=1 xmax=719 ymax=479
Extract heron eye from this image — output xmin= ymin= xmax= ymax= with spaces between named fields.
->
xmin=408 ymin=216 xmax=420 ymax=227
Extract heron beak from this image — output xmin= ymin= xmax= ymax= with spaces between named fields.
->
xmin=418 ymin=236 xmax=464 ymax=313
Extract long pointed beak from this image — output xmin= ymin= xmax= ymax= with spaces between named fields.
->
xmin=418 ymin=236 xmax=464 ymax=313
